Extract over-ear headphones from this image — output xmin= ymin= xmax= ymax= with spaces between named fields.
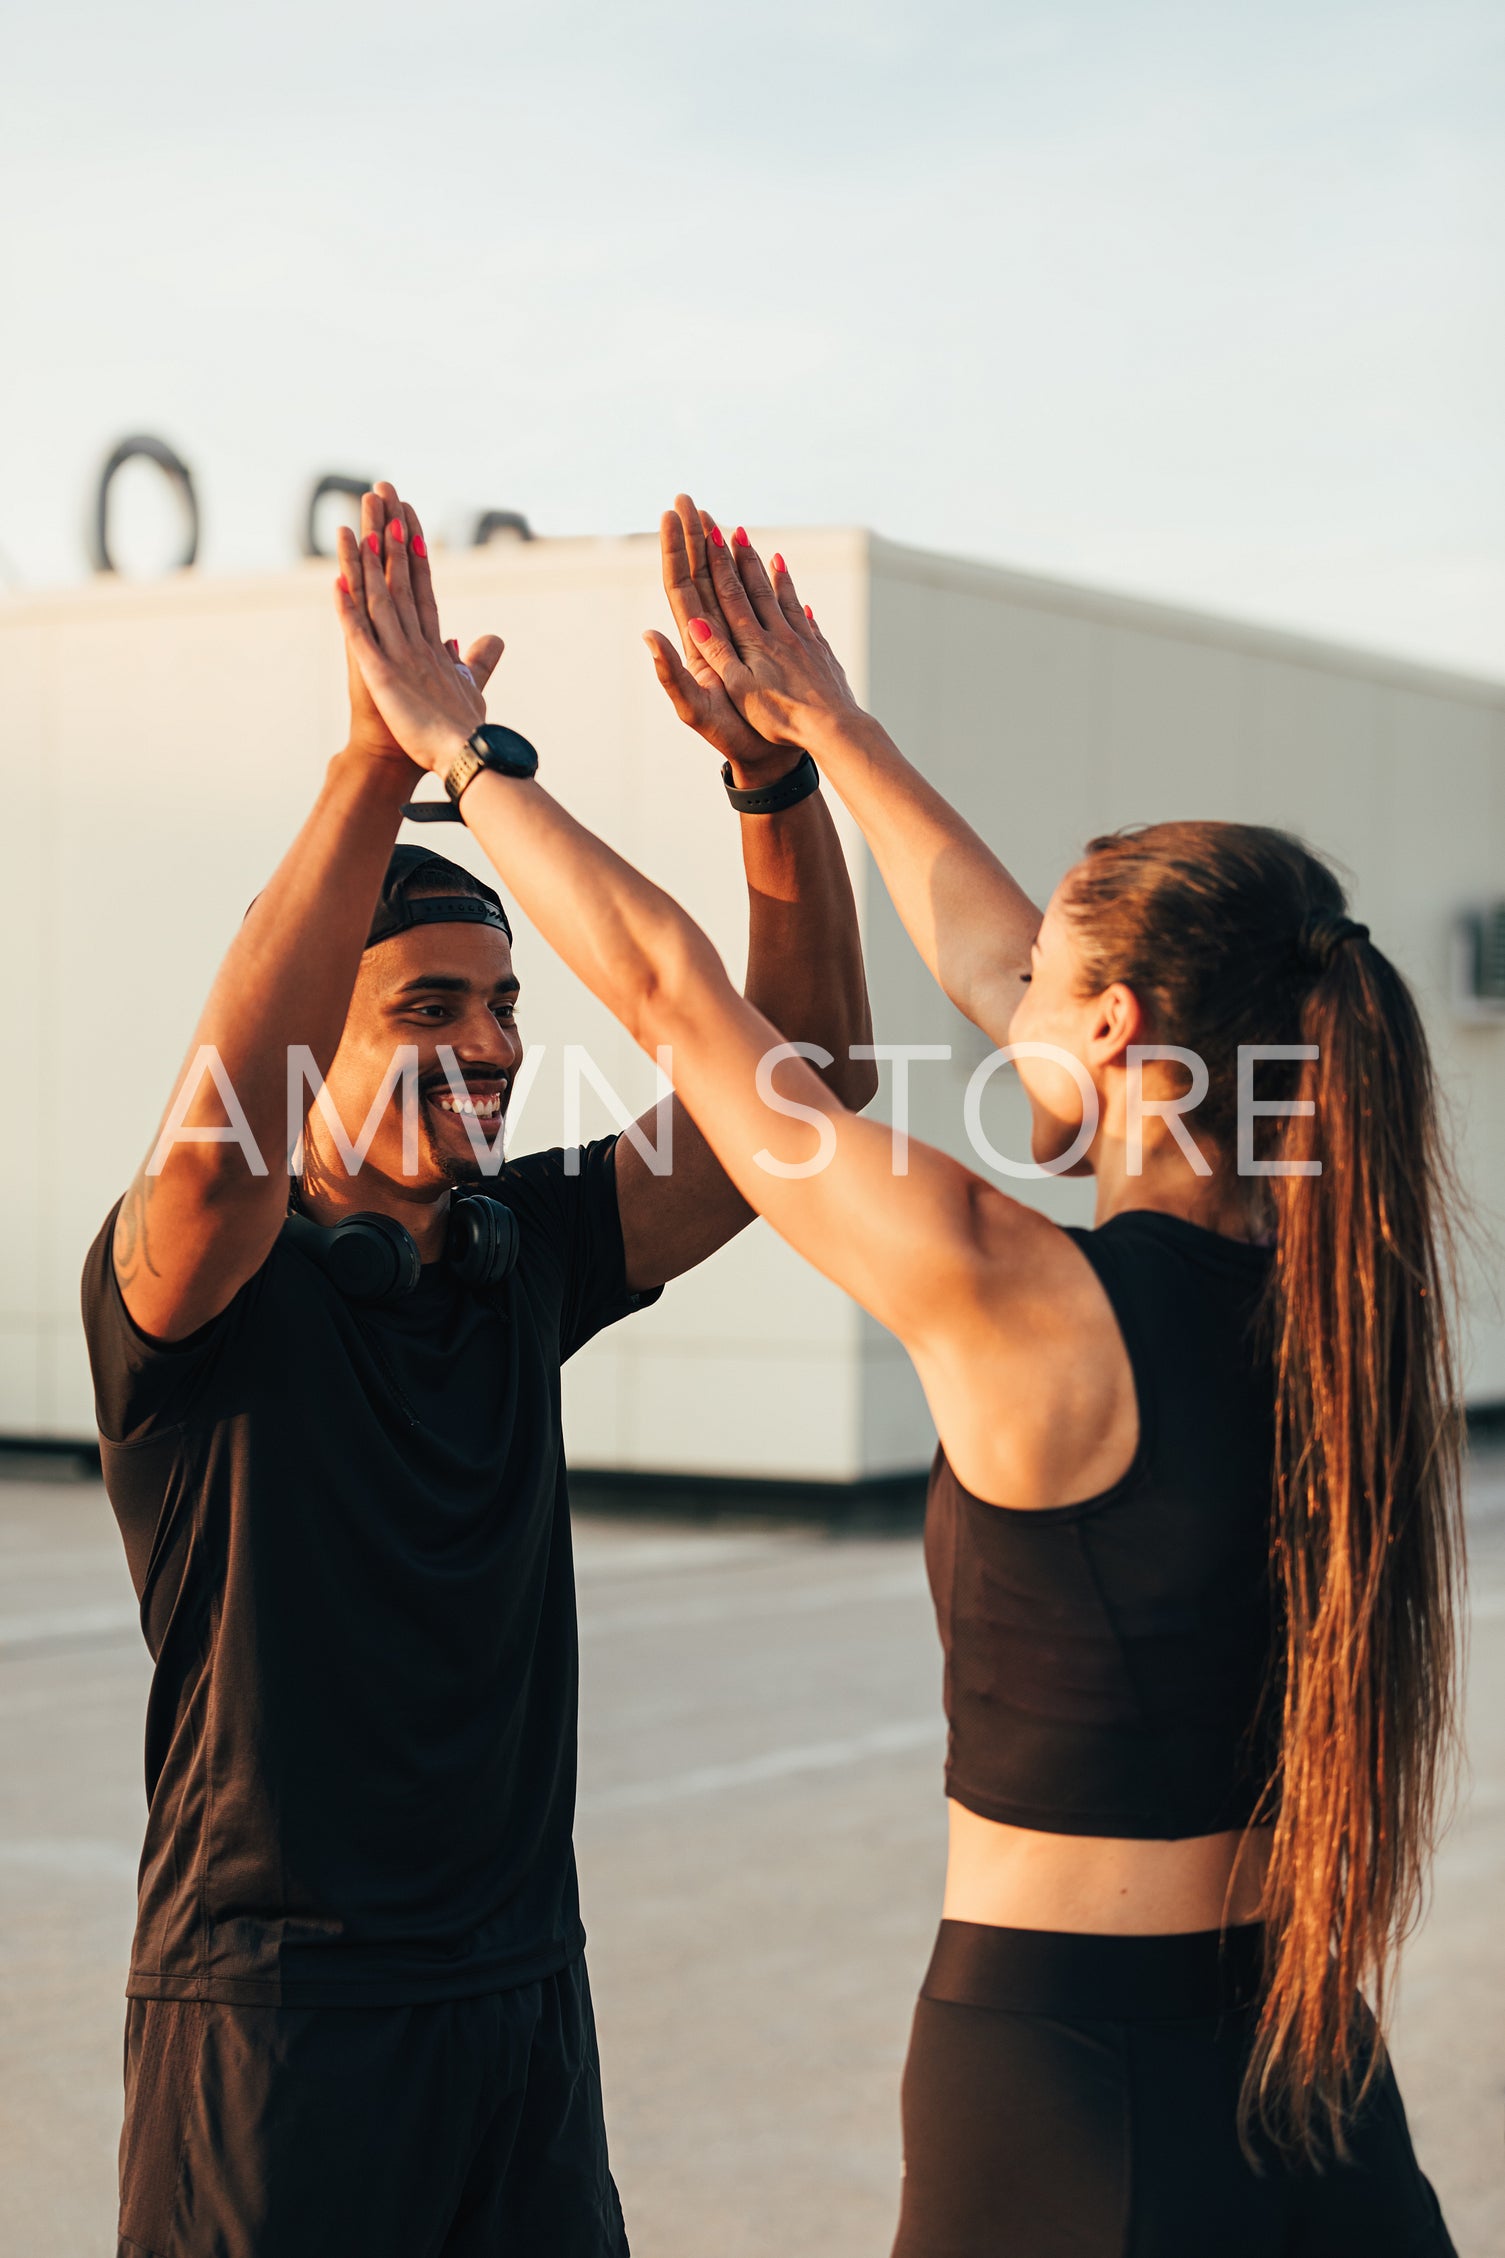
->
xmin=282 ymin=1192 xmax=520 ymax=1304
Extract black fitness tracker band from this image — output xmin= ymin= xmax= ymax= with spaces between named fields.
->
xmin=721 ymin=751 xmax=820 ymax=815
xmin=443 ymin=723 xmax=541 ymax=805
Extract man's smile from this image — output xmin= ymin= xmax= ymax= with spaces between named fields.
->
xmin=431 ymin=1088 xmax=505 ymax=1120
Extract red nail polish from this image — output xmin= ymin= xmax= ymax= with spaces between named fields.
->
xmin=336 ymin=574 xmax=350 ymax=596
xmin=710 ymin=524 xmax=724 ymax=548
xmin=805 ymin=604 xmax=815 ymax=621
xmin=390 ymin=518 xmax=406 ymax=544
xmin=689 ymin=617 xmax=713 ymax=643
xmin=445 ymin=639 xmax=460 ymax=660
xmin=771 ymin=554 xmax=786 ymax=574
xmin=365 ymin=533 xmax=381 ymax=555
xmin=734 ymin=526 xmax=749 ymax=548
xmin=412 ymin=534 xmax=427 ymax=559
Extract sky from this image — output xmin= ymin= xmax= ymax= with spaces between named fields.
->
xmin=2 ymin=0 xmax=1501 ymax=675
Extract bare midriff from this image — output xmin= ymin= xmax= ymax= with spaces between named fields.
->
xmin=942 ymin=1799 xmax=1274 ymax=1933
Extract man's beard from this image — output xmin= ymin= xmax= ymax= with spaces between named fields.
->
xmin=420 ymin=1109 xmax=506 ymax=1189
xmin=441 ymin=1154 xmax=490 ymax=1187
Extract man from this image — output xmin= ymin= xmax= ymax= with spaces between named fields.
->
xmin=84 ymin=486 xmax=875 ymax=2258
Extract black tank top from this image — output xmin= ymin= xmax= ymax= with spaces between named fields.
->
xmin=925 ymin=1210 xmax=1282 ymax=1841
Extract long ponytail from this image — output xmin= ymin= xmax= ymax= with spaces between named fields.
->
xmin=1065 ymin=824 xmax=1469 ymax=2164
xmin=1242 ymin=917 xmax=1467 ymax=2163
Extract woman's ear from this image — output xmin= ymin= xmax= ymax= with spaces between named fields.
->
xmin=1091 ymin=980 xmax=1146 ymax=1066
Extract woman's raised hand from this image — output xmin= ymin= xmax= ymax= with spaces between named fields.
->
xmin=647 ymin=495 xmax=863 ymax=751
xmin=333 ymin=492 xmax=504 ymax=774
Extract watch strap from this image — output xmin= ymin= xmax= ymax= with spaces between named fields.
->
xmin=442 ymin=742 xmax=486 ymax=804
xmin=401 ymin=798 xmax=466 ymax=823
xmin=721 ymin=750 xmax=820 ymax=815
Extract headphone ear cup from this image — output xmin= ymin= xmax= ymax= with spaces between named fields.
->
xmin=447 ymin=1195 xmax=521 ymax=1288
xmin=331 ymin=1213 xmax=423 ymax=1301
xmin=315 ymin=1211 xmax=422 ymax=1302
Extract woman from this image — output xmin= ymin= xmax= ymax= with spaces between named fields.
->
xmin=334 ymin=492 xmax=1463 ymax=2254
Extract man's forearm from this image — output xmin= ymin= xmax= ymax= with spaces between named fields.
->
xmin=115 ymin=748 xmax=416 ymax=1337
xmin=734 ymin=782 xmax=876 ymax=1110
xmin=802 ymin=710 xmax=1040 ymax=1043
xmin=174 ymin=752 xmax=415 ymax=1165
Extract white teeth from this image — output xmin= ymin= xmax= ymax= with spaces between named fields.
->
xmin=436 ymin=1092 xmax=502 ymax=1119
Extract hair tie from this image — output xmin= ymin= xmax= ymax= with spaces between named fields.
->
xmin=1298 ymin=913 xmax=1370 ymax=973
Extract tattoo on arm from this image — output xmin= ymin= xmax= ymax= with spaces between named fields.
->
xmin=113 ymin=1174 xmax=163 ymax=1286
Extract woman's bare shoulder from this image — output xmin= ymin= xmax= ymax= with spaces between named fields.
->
xmin=917 ymin=1197 xmax=1139 ymax=1512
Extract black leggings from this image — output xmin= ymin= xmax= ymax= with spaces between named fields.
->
xmin=892 ymin=1921 xmax=1455 ymax=2258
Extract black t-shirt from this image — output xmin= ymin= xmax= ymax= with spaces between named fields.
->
xmin=80 ymin=1136 xmax=660 ymax=2007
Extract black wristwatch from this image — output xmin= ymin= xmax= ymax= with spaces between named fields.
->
xmin=443 ymin=724 xmax=541 ymax=805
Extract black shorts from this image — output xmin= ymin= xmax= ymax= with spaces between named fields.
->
xmin=893 ymin=1920 xmax=1456 ymax=2258
xmin=117 ymin=1952 xmax=627 ymax=2258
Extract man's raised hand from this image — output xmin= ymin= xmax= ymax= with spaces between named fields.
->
xmin=644 ymin=497 xmax=788 ymax=784
xmin=649 ymin=496 xmax=863 ymax=751
xmin=333 ymin=491 xmax=504 ymax=774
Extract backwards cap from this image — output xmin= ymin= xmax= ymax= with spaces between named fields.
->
xmin=365 ymin=845 xmax=513 ymax=950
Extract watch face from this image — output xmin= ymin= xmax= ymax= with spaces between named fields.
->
xmin=471 ymin=724 xmax=540 ymax=779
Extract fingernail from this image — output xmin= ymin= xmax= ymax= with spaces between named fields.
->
xmin=772 ymin=553 xmax=786 ymax=574
xmin=412 ymin=534 xmax=427 ymax=559
xmin=445 ymin=638 xmax=460 ymax=660
xmin=365 ymin=533 xmax=381 ymax=555
xmin=734 ymin=526 xmax=749 ymax=548
xmin=689 ymin=617 xmax=713 ymax=643
xmin=336 ymin=574 xmax=350 ymax=596
xmin=389 ymin=518 xmax=406 ymax=544
xmin=710 ymin=524 xmax=724 ymax=548
xmin=805 ymin=604 xmax=815 ymax=621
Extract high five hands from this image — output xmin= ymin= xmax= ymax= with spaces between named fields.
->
xmin=333 ymin=483 xmax=861 ymax=784
xmin=646 ymin=498 xmax=863 ymax=759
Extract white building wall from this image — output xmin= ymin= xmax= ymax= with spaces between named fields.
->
xmin=865 ymin=536 xmax=1505 ymax=1458
xmin=1 ymin=530 xmax=1501 ymax=1472
xmin=0 ymin=533 xmax=877 ymax=1474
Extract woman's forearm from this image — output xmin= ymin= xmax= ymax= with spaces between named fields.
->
xmin=457 ymin=770 xmax=733 ymax=1054
xmin=802 ymin=707 xmax=1040 ymax=1042
xmin=660 ymin=519 xmax=1040 ymax=1045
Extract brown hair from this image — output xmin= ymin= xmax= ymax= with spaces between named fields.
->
xmin=1064 ymin=819 xmax=1467 ymax=2165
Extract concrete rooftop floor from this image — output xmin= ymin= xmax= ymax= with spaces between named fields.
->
xmin=1 ymin=1450 xmax=1501 ymax=2256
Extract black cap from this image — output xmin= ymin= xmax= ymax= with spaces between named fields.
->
xmin=365 ymin=845 xmax=513 ymax=950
